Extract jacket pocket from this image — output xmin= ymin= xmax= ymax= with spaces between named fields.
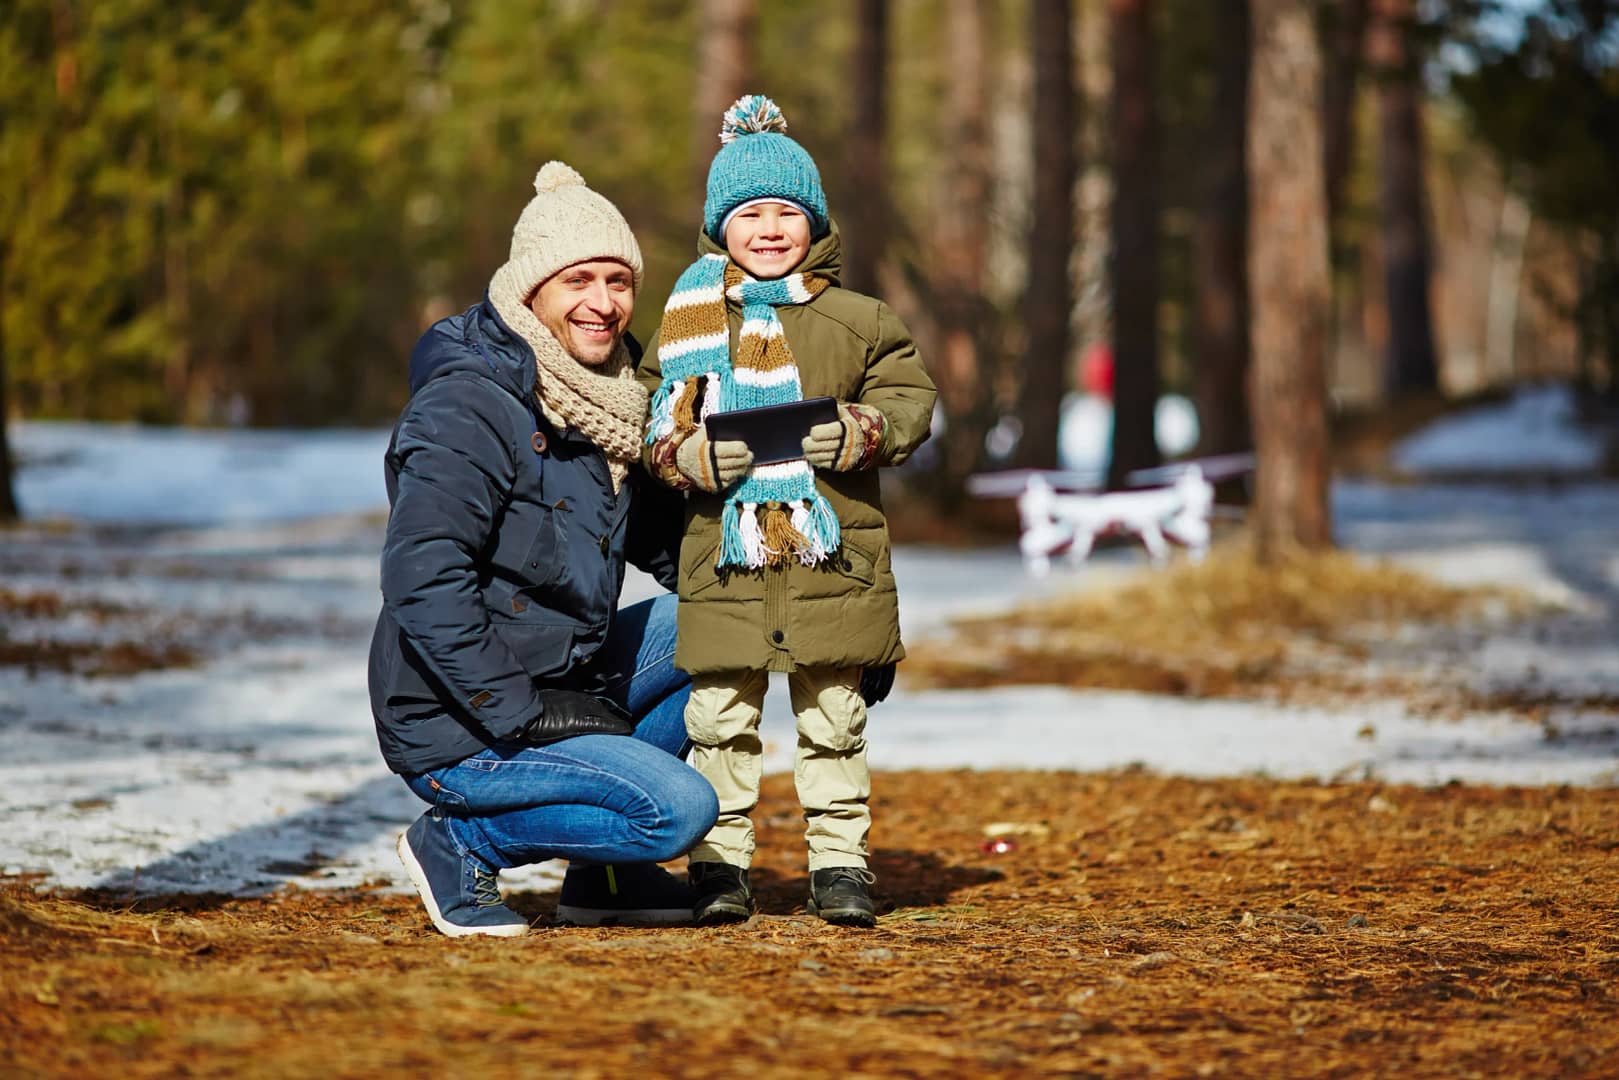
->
xmin=488 ymin=617 xmax=575 ymax=680
xmin=833 ymin=537 xmax=878 ymax=587
xmin=518 ymin=502 xmax=566 ymax=589
xmin=682 ymin=537 xmax=767 ymax=601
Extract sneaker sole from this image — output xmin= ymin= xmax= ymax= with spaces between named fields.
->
xmin=554 ymin=904 xmax=694 ymax=927
xmin=807 ymin=898 xmax=876 ymax=928
xmin=396 ymin=832 xmax=529 ymax=939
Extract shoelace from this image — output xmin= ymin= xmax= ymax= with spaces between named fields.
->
xmin=472 ymin=867 xmax=505 ymax=907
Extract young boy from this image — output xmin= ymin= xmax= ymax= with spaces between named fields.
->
xmin=639 ymin=96 xmax=936 ymax=927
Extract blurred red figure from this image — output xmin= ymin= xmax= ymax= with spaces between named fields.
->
xmin=1080 ymin=342 xmax=1114 ymax=400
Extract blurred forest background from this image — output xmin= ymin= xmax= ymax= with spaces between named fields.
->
xmin=1 ymin=0 xmax=1617 ymax=538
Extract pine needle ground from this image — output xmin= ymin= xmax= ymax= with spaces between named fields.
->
xmin=5 ymin=771 xmax=1617 ymax=1078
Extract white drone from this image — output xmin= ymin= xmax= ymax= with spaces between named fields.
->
xmin=966 ymin=453 xmax=1252 ymax=577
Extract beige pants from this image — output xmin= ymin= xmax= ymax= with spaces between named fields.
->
xmin=684 ymin=666 xmax=870 ymax=871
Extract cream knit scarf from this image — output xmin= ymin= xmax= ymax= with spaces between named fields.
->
xmin=487 ymin=273 xmax=648 ymax=493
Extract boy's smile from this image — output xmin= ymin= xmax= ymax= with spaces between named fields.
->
xmin=724 ymin=201 xmax=812 ymax=279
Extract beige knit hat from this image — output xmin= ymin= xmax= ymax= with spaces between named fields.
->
xmin=488 ymin=161 xmax=644 ymax=303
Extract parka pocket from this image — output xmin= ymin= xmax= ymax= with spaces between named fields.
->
xmin=681 ymin=537 xmax=766 ymax=601
xmin=488 ymin=618 xmax=575 ymax=680
xmin=518 ymin=503 xmax=566 ymax=589
xmin=831 ymin=538 xmax=878 ymax=587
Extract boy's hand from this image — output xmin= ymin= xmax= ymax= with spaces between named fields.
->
xmin=676 ymin=432 xmax=753 ymax=492
xmin=802 ymin=403 xmax=885 ymax=472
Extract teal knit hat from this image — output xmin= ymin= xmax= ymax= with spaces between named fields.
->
xmin=703 ymin=95 xmax=830 ymax=243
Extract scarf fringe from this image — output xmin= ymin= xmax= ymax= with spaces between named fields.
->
xmin=647 ymin=378 xmax=679 ymax=444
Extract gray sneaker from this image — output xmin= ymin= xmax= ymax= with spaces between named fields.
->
xmin=396 ymin=810 xmax=529 ymax=938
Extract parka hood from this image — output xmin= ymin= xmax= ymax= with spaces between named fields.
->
xmin=407 ymin=297 xmax=535 ymax=401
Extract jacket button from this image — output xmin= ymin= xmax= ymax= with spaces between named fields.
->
xmin=771 ymin=630 xmax=784 ymax=644
xmin=599 ymin=534 xmax=610 ymax=555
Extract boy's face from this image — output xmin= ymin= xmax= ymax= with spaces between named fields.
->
xmin=724 ymin=202 xmax=811 ymax=279
xmin=529 ymin=259 xmax=636 ymax=367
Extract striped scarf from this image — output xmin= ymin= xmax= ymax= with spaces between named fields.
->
xmin=648 ymin=253 xmax=841 ymax=570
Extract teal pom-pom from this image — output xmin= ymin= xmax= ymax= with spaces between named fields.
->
xmin=720 ymin=94 xmax=788 ymax=145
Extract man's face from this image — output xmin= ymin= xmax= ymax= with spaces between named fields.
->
xmin=529 ymin=259 xmax=636 ymax=366
xmin=724 ymin=202 xmax=811 ymax=279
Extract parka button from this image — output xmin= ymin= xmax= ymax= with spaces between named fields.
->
xmin=599 ymin=534 xmax=610 ymax=555
xmin=771 ymin=630 xmax=784 ymax=644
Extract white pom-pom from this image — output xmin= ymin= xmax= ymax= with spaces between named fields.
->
xmin=719 ymin=94 xmax=788 ymax=146
xmin=534 ymin=161 xmax=585 ymax=194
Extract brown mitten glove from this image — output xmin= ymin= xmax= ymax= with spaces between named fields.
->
xmin=675 ymin=432 xmax=753 ymax=493
xmin=801 ymin=403 xmax=886 ymax=472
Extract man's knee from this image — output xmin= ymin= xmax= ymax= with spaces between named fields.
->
xmin=645 ymin=766 xmax=719 ymax=861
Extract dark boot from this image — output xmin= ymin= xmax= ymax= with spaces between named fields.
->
xmin=807 ymin=867 xmax=876 ymax=928
xmin=689 ymin=861 xmax=754 ymax=925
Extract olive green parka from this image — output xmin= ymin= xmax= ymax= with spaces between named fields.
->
xmin=636 ymin=224 xmax=936 ymax=676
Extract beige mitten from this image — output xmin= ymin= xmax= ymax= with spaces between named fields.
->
xmin=675 ymin=433 xmax=753 ymax=493
xmin=802 ymin=403 xmax=884 ymax=471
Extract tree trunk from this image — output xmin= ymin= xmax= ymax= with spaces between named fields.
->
xmin=0 ymin=250 xmax=19 ymax=522
xmin=693 ymin=0 xmax=756 ymax=200
xmin=1248 ymin=0 xmax=1334 ymax=556
xmin=843 ymin=0 xmax=888 ymax=298
xmin=1193 ymin=0 xmax=1253 ymax=470
xmin=1369 ymin=0 xmax=1439 ymax=397
xmin=1016 ymin=0 xmax=1077 ymax=469
xmin=1321 ymin=0 xmax=1369 ymax=232
xmin=928 ymin=0 xmax=994 ymax=497
xmin=1107 ymin=0 xmax=1161 ymax=488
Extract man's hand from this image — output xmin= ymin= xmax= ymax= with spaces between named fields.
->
xmin=675 ymin=432 xmax=753 ymax=493
xmin=802 ymin=403 xmax=883 ymax=472
xmin=517 ymin=690 xmax=634 ymax=745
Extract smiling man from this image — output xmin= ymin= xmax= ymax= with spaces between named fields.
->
xmin=370 ymin=162 xmax=717 ymax=937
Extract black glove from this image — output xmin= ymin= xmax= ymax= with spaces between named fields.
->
xmin=859 ymin=662 xmax=896 ymax=707
xmin=517 ymin=690 xmax=634 ymax=746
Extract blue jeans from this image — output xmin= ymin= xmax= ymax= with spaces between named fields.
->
xmin=403 ymin=593 xmax=718 ymax=869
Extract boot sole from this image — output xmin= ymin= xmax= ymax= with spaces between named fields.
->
xmin=555 ymin=904 xmax=694 ymax=927
xmin=396 ymin=833 xmax=529 ymax=939
xmin=807 ymin=898 xmax=876 ymax=928
xmin=695 ymin=899 xmax=754 ymax=926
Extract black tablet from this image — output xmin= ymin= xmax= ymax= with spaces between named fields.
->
xmin=703 ymin=396 xmax=839 ymax=465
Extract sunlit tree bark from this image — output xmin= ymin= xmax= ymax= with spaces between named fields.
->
xmin=1249 ymin=0 xmax=1334 ymax=555
xmin=1321 ymin=0 xmax=1369 ymax=232
xmin=926 ymin=0 xmax=994 ymax=495
xmin=1369 ymin=0 xmax=1439 ymax=396
xmin=843 ymin=0 xmax=887 ymax=298
xmin=1193 ymin=0 xmax=1253 ymax=468
xmin=1015 ymin=0 xmax=1077 ymax=469
xmin=693 ymin=0 xmax=756 ymax=201
xmin=1106 ymin=0 xmax=1161 ymax=488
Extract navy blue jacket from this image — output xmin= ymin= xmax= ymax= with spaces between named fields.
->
xmin=368 ymin=298 xmax=681 ymax=775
